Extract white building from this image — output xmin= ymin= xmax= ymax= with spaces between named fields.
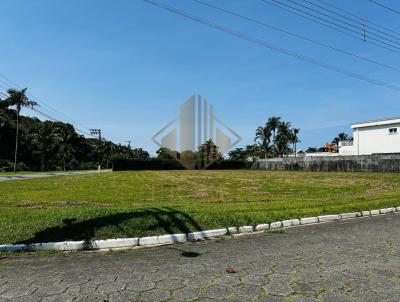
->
xmin=339 ymin=117 xmax=400 ymax=155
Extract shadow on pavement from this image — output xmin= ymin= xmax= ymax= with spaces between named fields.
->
xmin=168 ymin=246 xmax=202 ymax=258
xmin=18 ymin=207 xmax=203 ymax=245
xmin=180 ymin=251 xmax=201 ymax=258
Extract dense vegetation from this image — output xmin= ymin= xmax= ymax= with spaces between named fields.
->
xmin=228 ymin=116 xmax=301 ymax=160
xmin=0 ymin=89 xmax=302 ymax=171
xmin=0 ymin=89 xmax=149 ymax=171
xmin=2 ymin=88 xmax=352 ymax=171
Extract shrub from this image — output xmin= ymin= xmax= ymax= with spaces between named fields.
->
xmin=0 ymin=160 xmax=12 ymax=172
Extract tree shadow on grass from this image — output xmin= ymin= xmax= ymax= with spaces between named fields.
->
xmin=18 ymin=207 xmax=203 ymax=244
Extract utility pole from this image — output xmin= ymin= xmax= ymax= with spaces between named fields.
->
xmin=90 ymin=129 xmax=102 ymax=172
xmin=125 ymin=140 xmax=132 ymax=149
xmin=362 ymin=18 xmax=367 ymax=41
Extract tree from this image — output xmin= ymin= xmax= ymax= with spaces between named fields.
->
xmin=332 ymin=132 xmax=350 ymax=147
xmin=245 ymin=144 xmax=262 ymax=159
xmin=32 ymin=121 xmax=61 ymax=171
xmin=228 ymin=144 xmax=262 ymax=161
xmin=0 ymin=96 xmax=153 ymax=171
xmin=228 ymin=147 xmax=246 ymax=160
xmin=290 ymin=128 xmax=301 ymax=157
xmin=4 ymin=88 xmax=37 ymax=172
xmin=0 ymin=98 xmax=9 ymax=125
xmin=275 ymin=121 xmax=292 ymax=157
xmin=131 ymin=148 xmax=150 ymax=159
xmin=331 ymin=132 xmax=350 ymax=152
xmin=197 ymin=139 xmax=220 ymax=168
xmin=306 ymin=147 xmax=318 ymax=153
xmin=266 ymin=116 xmax=281 ymax=157
xmin=156 ymin=147 xmax=174 ymax=160
xmin=101 ymin=140 xmax=115 ymax=169
xmin=56 ymin=123 xmax=76 ymax=171
xmin=255 ymin=125 xmax=272 ymax=158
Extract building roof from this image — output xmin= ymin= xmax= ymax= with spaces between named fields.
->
xmin=351 ymin=117 xmax=400 ymax=129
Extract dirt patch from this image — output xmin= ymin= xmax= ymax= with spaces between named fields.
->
xmin=360 ymin=181 xmax=397 ymax=199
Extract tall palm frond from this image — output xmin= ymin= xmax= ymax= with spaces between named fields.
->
xmin=4 ymin=88 xmax=37 ymax=172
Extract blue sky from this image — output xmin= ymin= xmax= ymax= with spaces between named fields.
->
xmin=1 ymin=0 xmax=400 ymax=154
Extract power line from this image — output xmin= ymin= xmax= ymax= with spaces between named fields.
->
xmin=30 ymin=107 xmax=94 ymax=137
xmin=263 ymin=0 xmax=400 ymax=50
xmin=316 ymin=0 xmax=400 ymax=37
xmin=0 ymin=73 xmax=91 ymax=130
xmin=261 ymin=0 xmax=400 ymax=52
xmin=0 ymin=85 xmax=126 ymax=141
xmin=367 ymin=0 xmax=400 ymax=15
xmin=0 ymin=84 xmax=95 ymax=137
xmin=193 ymin=0 xmax=400 ymax=73
xmin=0 ymin=86 xmax=123 ymax=142
xmin=301 ymin=0 xmax=400 ymax=42
xmin=262 ymin=0 xmax=400 ymax=52
xmin=142 ymin=0 xmax=400 ymax=92
xmin=0 ymin=87 xmax=93 ymax=137
xmin=284 ymin=0 xmax=400 ymax=46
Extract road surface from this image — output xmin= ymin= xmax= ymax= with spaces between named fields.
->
xmin=0 ymin=214 xmax=399 ymax=301
xmin=0 ymin=170 xmax=111 ymax=182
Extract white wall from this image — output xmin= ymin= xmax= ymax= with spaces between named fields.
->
xmin=339 ymin=145 xmax=355 ymax=155
xmin=305 ymin=152 xmax=339 ymax=157
xmin=353 ymin=123 xmax=400 ymax=155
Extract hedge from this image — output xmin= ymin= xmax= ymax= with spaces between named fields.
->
xmin=208 ymin=160 xmax=252 ymax=169
xmin=112 ymin=158 xmax=184 ymax=171
xmin=112 ymin=158 xmax=252 ymax=171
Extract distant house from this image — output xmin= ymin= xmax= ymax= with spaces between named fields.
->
xmin=339 ymin=117 xmax=400 ymax=155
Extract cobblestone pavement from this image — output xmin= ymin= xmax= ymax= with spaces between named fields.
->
xmin=1 ymin=214 xmax=400 ymax=302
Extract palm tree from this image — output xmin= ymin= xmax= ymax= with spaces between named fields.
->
xmin=245 ymin=144 xmax=262 ymax=159
xmin=275 ymin=121 xmax=292 ymax=157
xmin=290 ymin=128 xmax=301 ymax=157
xmin=266 ymin=116 xmax=281 ymax=157
xmin=255 ymin=125 xmax=272 ymax=158
xmin=4 ymin=88 xmax=37 ymax=172
xmin=332 ymin=132 xmax=350 ymax=151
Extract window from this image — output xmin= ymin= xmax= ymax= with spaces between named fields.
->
xmin=389 ymin=128 xmax=398 ymax=135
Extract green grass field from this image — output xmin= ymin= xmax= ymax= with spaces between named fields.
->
xmin=1 ymin=170 xmax=399 ymax=245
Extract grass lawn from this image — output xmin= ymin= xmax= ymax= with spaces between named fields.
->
xmin=0 ymin=170 xmax=400 ymax=245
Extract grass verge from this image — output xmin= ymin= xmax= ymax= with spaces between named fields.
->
xmin=0 ymin=170 xmax=399 ymax=244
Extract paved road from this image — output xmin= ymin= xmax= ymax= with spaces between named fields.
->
xmin=1 ymin=214 xmax=399 ymax=302
xmin=0 ymin=170 xmax=112 ymax=182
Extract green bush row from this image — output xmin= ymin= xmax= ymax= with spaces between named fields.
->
xmin=112 ymin=158 xmax=251 ymax=171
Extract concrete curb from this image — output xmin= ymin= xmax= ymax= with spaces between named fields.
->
xmin=187 ymin=229 xmax=227 ymax=241
xmin=91 ymin=238 xmax=139 ymax=249
xmin=238 ymin=226 xmax=254 ymax=233
xmin=255 ymin=224 xmax=270 ymax=231
xmin=0 ymin=206 xmax=399 ymax=252
xmin=300 ymin=217 xmax=318 ymax=225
